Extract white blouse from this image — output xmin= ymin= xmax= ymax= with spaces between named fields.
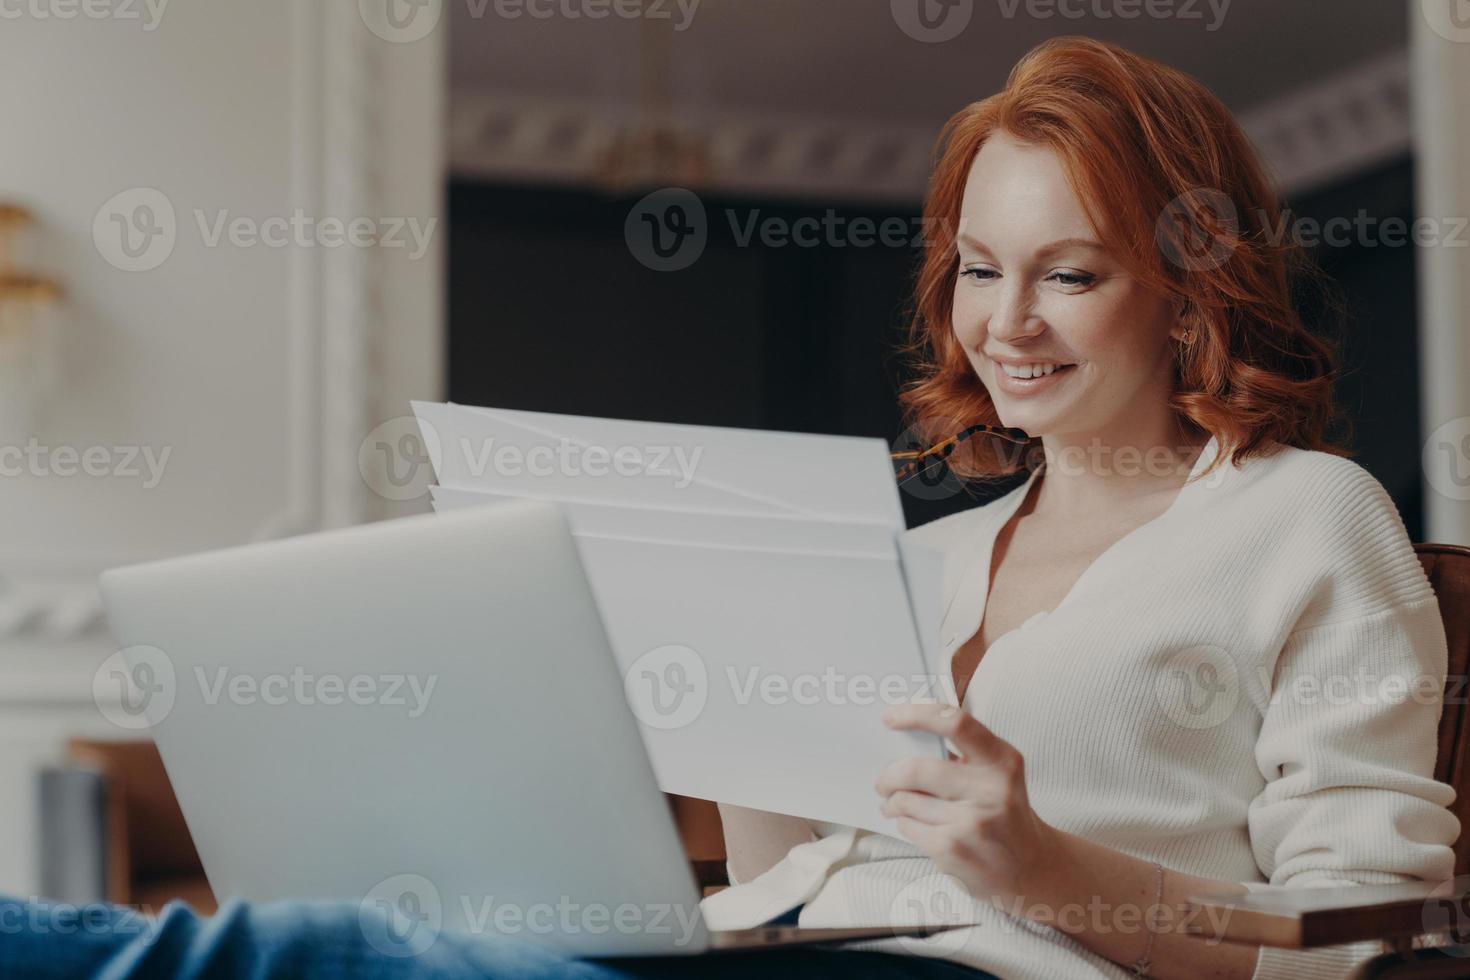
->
xmin=700 ymin=438 xmax=1460 ymax=980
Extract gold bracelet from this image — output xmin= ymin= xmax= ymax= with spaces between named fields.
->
xmin=1132 ymin=862 xmax=1165 ymax=977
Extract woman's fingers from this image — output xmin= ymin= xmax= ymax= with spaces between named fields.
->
xmin=883 ymin=702 xmax=1015 ymax=768
xmin=874 ymin=755 xmax=969 ymax=799
xmin=879 ymin=789 xmax=960 ymax=824
xmin=893 ymin=816 xmax=947 ymax=852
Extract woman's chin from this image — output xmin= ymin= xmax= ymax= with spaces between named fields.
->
xmin=992 ymin=405 xmax=1062 ymax=438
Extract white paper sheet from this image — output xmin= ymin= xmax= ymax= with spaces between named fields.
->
xmin=412 ymin=401 xmax=906 ymax=528
xmin=417 ymin=403 xmax=947 ymax=835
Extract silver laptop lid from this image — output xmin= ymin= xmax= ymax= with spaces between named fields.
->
xmin=98 ymin=499 xmax=708 ymax=957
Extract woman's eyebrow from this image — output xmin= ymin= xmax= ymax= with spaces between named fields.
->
xmin=956 ymin=232 xmax=1106 ymax=257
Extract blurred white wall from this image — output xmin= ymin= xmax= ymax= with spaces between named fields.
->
xmin=1413 ymin=6 xmax=1470 ymax=547
xmin=0 ymin=1 xmax=443 ymax=894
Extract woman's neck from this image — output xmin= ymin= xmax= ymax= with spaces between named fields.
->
xmin=1032 ymin=408 xmax=1206 ymax=518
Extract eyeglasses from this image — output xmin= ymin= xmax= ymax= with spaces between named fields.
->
xmin=891 ymin=423 xmax=1031 ymax=483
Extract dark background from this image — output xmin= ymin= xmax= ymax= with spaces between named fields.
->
xmin=447 ymin=155 xmax=1423 ymax=536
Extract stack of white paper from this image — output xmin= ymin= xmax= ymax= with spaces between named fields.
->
xmin=412 ymin=402 xmax=948 ymax=836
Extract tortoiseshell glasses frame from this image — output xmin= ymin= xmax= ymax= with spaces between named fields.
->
xmin=891 ymin=423 xmax=1032 ymax=484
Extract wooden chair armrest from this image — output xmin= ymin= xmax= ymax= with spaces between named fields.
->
xmin=1186 ymin=881 xmax=1466 ymax=949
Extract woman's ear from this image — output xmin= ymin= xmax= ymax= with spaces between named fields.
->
xmin=1169 ymin=299 xmax=1195 ymax=345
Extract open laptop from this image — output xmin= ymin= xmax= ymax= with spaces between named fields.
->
xmin=97 ymin=499 xmax=958 ymax=957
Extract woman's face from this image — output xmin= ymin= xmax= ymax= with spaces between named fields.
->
xmin=951 ymin=133 xmax=1182 ymax=444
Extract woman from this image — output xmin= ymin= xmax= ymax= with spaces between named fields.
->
xmin=709 ymin=34 xmax=1458 ymax=980
xmin=4 ymin=34 xmax=1456 ymax=980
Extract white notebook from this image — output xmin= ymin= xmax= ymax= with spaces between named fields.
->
xmin=413 ymin=401 xmax=949 ymax=836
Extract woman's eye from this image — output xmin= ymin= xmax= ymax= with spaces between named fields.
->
xmin=1048 ymin=270 xmax=1096 ymax=288
xmin=959 ymin=267 xmax=1094 ymax=288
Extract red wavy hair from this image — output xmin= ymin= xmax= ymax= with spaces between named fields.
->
xmin=900 ymin=36 xmax=1343 ymax=477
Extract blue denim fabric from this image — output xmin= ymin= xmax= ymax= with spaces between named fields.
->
xmin=0 ymin=896 xmax=998 ymax=980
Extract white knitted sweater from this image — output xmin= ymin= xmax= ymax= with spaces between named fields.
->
xmin=700 ymin=439 xmax=1460 ymax=980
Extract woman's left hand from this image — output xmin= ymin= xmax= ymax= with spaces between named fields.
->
xmin=876 ymin=702 xmax=1058 ymax=903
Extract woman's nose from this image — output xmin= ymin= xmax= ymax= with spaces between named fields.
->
xmin=986 ymin=286 xmax=1044 ymax=344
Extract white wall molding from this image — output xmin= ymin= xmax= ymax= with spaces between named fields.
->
xmin=318 ymin=1 xmax=390 ymax=531
xmin=252 ymin=0 xmax=328 ymax=543
xmin=452 ymin=50 xmax=1411 ymax=205
xmin=450 ymin=92 xmax=937 ymax=203
xmin=0 ymin=581 xmax=104 ymax=641
xmin=1237 ymin=49 xmax=1411 ymax=199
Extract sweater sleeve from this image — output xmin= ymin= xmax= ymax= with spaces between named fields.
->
xmin=1243 ymin=464 xmax=1460 ymax=980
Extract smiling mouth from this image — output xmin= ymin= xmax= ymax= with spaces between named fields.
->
xmin=996 ymin=361 xmax=1076 ymax=380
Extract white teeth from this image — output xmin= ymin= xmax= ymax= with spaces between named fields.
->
xmin=999 ymin=362 xmax=1064 ymax=379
